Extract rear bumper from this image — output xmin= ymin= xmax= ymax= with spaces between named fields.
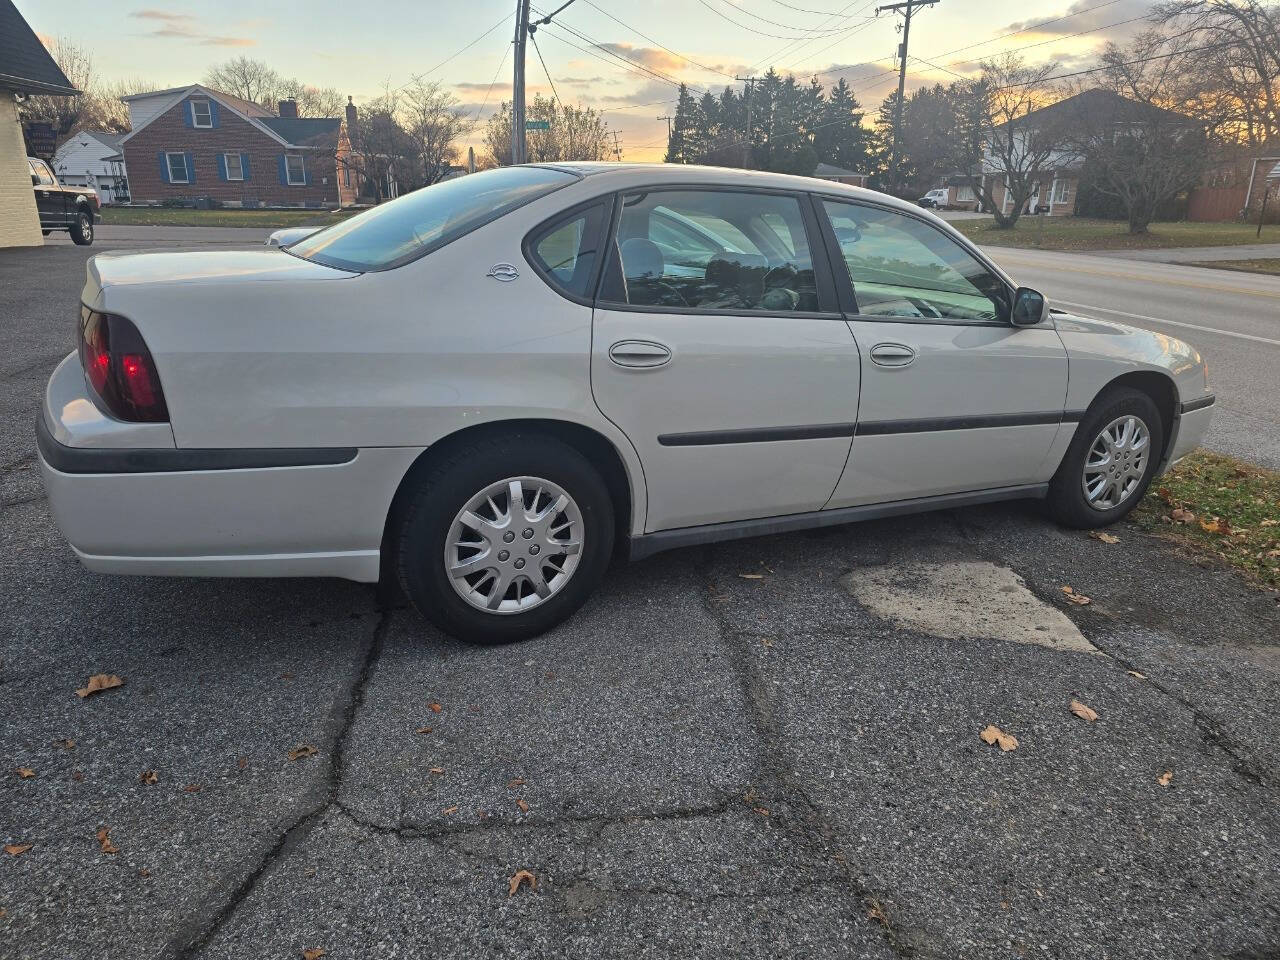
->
xmin=37 ymin=355 xmax=420 ymax=583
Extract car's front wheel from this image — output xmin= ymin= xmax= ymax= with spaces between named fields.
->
xmin=70 ymin=210 xmax=94 ymax=246
xmin=395 ymin=434 xmax=614 ymax=644
xmin=1048 ymin=387 xmax=1164 ymax=528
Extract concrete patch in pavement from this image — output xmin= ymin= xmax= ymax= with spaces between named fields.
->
xmin=841 ymin=560 xmax=1101 ymax=655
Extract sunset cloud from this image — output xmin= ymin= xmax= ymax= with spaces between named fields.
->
xmin=130 ymin=8 xmax=256 ymax=46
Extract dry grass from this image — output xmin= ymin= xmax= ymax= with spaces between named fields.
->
xmin=953 ymin=217 xmax=1276 ymax=252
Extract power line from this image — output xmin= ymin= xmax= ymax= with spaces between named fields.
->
xmin=530 ymin=31 xmax=564 ymax=109
xmin=695 ymin=0 xmax=868 ymax=41
xmin=472 ymin=41 xmax=512 ymax=123
xmin=769 ymin=0 xmax=859 ymax=14
xmin=533 ymin=10 xmax=708 ymax=94
xmin=401 ymin=10 xmax=513 ymax=92
xmin=579 ymin=0 xmax=737 ymax=79
xmin=747 ymin=0 xmax=878 ymax=74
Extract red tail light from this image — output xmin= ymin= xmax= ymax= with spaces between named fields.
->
xmin=77 ymin=306 xmax=169 ymax=422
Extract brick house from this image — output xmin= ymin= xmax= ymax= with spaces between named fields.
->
xmin=120 ymin=84 xmax=347 ymax=207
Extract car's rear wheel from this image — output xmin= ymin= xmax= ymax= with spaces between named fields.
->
xmin=395 ymin=434 xmax=614 ymax=644
xmin=1048 ymin=387 xmax=1163 ymax=528
xmin=70 ymin=210 xmax=93 ymax=246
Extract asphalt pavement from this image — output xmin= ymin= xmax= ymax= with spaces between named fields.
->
xmin=1 ymin=235 xmax=1278 ymax=960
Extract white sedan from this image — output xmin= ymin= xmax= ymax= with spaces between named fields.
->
xmin=37 ymin=163 xmax=1214 ymax=643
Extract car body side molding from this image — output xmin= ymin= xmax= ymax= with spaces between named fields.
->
xmin=627 ymin=482 xmax=1049 ymax=560
xmin=37 ymin=412 xmax=357 ymax=474
xmin=1180 ymin=394 xmax=1215 ymax=414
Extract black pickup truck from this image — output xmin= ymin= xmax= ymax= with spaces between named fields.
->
xmin=28 ymin=156 xmax=99 ymax=246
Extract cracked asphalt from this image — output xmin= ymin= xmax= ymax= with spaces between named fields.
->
xmin=3 ymin=239 xmax=1279 ymax=960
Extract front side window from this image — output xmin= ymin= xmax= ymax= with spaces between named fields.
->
xmin=191 ymin=100 xmax=212 ymax=128
xmin=822 ymin=200 xmax=1009 ymax=322
xmin=603 ymin=189 xmax=820 ymax=313
xmin=286 ymin=154 xmax=306 ymax=185
xmin=225 ymin=153 xmax=244 ymax=181
xmin=31 ymin=160 xmax=55 ymax=185
xmin=288 ymin=166 xmax=577 ymax=272
xmin=166 ymin=152 xmax=189 ymax=184
xmin=527 ymin=203 xmax=608 ymax=299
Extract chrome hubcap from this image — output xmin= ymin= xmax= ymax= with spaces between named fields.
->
xmin=444 ymin=476 xmax=583 ymax=614
xmin=1082 ymin=415 xmax=1150 ymax=511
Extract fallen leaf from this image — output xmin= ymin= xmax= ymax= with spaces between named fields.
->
xmin=428 ymin=703 xmax=443 ymax=714
xmin=237 ymin=757 xmax=248 ymax=770
xmin=1171 ymin=507 xmax=1195 ymax=524
xmin=506 ymin=778 xmax=525 ymax=789
xmin=302 ymin=949 xmax=327 ymax=960
xmin=1089 ymin=531 xmax=1120 ymax=544
xmin=76 ymin=674 xmax=124 ymax=699
xmin=867 ymin=899 xmax=890 ymax=927
xmin=183 ymin=783 xmax=202 ymax=793
xmin=1200 ymin=519 xmax=1222 ymax=533
xmin=979 ymin=725 xmax=1019 ymax=752
xmin=738 ymin=572 xmax=765 ymax=580
xmin=442 ymin=805 xmax=458 ymax=815
xmin=96 ymin=827 xmax=118 ymax=855
xmin=1061 ymin=586 xmax=1092 ymax=605
xmin=138 ymin=868 xmax=150 ymax=878
xmin=287 ymin=745 xmax=318 ymax=761
xmin=1156 ymin=486 xmax=1174 ymax=505
xmin=516 ymin=798 xmax=529 ymax=813
xmin=429 ymin=767 xmax=444 ymax=775
xmin=139 ymin=770 xmax=158 ymax=785
xmin=71 ymin=770 xmax=84 ymax=782
xmin=761 ymin=637 xmax=775 ymax=648
xmin=415 ymin=727 xmax=433 ymax=735
xmin=753 ymin=807 xmax=770 ymax=816
xmin=1260 ymin=519 xmax=1278 ymax=528
xmin=508 ymin=869 xmax=537 ymax=897
xmin=58 ymin=739 xmax=75 ymax=750
xmin=1157 ymin=770 xmax=1174 ymax=787
xmin=4 ymin=844 xmax=32 ymax=856
xmin=16 ymin=768 xmax=35 ymax=779
xmin=1069 ymin=700 xmax=1099 ymax=722
xmin=1127 ymin=670 xmax=1146 ymax=680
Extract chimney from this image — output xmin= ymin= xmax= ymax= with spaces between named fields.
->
xmin=345 ymin=95 xmax=357 ymax=130
xmin=278 ymin=98 xmax=298 ymax=119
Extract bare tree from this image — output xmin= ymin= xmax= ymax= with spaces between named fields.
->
xmin=344 ymin=86 xmax=418 ymax=203
xmin=402 ymin=79 xmax=471 ymax=184
xmin=278 ymin=80 xmax=347 ymax=119
xmin=951 ymin=54 xmax=1069 ymax=229
xmin=484 ymin=95 xmax=614 ymax=166
xmin=1067 ymin=31 xmax=1219 ymax=234
xmin=18 ymin=37 xmax=93 ymax=144
xmin=203 ymin=56 xmax=283 ymax=106
xmin=1153 ymin=0 xmax=1280 ymax=147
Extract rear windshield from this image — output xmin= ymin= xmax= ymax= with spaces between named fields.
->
xmin=287 ymin=167 xmax=578 ymax=272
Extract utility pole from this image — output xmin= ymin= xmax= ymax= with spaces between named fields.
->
xmin=658 ymin=114 xmax=675 ymax=160
xmin=612 ymin=130 xmax=622 ymax=161
xmin=511 ymin=0 xmax=531 ymax=165
xmin=876 ymin=0 xmax=938 ymax=195
xmin=735 ymin=76 xmax=758 ymax=168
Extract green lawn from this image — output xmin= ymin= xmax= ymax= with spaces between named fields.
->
xmin=101 ymin=207 xmax=359 ymax=229
xmin=952 ymin=216 xmax=1278 ymax=252
xmin=1178 ymin=258 xmax=1280 ymax=276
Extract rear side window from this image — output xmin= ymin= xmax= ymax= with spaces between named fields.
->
xmin=288 ymin=167 xmax=578 ymax=272
xmin=600 ymin=189 xmax=821 ymax=313
xmin=526 ymin=202 xmax=609 ymax=300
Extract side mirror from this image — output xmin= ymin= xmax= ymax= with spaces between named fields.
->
xmin=1011 ymin=286 xmax=1048 ymax=326
xmin=32 ymin=174 xmax=40 ymax=185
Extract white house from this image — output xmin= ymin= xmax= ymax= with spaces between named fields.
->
xmin=52 ymin=131 xmax=129 ymax=204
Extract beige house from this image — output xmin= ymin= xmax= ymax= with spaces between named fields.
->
xmin=0 ymin=0 xmax=79 ymax=248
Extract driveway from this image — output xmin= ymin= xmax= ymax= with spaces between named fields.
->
xmin=2 ymin=239 xmax=1279 ymax=960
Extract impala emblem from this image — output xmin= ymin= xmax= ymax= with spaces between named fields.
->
xmin=486 ymin=263 xmax=519 ymax=282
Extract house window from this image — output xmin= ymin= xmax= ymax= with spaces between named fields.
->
xmin=1052 ymin=179 xmax=1070 ymax=204
xmin=225 ymin=153 xmax=244 ymax=181
xmin=191 ymin=100 xmax=212 ymax=128
xmin=166 ymin=152 xmax=190 ymax=184
xmin=286 ymin=154 xmax=306 ymax=185
xmin=956 ymin=185 xmax=976 ymax=202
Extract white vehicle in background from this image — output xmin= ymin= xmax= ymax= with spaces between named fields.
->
xmin=39 ymin=163 xmax=1213 ymax=644
xmin=918 ymin=188 xmax=950 ymax=209
xmin=265 ymin=226 xmax=322 ymax=247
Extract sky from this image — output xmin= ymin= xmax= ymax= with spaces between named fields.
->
xmin=19 ymin=0 xmax=1154 ymax=161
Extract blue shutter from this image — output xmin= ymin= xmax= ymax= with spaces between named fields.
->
xmin=217 ymin=154 xmax=227 ymax=181
xmin=157 ymin=152 xmax=169 ymax=184
xmin=208 ymin=100 xmax=220 ymax=128
xmin=277 ymin=154 xmax=288 ymax=185
xmin=186 ymin=152 xmax=196 ymax=185
xmin=241 ymin=153 xmax=251 ymax=181
xmin=183 ymin=101 xmax=193 ymax=128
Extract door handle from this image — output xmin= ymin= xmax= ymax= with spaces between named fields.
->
xmin=608 ymin=340 xmax=672 ymax=368
xmin=869 ymin=343 xmax=916 ymax=367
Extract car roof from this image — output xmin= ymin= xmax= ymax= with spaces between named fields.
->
xmin=534 ymin=162 xmax=921 ymax=216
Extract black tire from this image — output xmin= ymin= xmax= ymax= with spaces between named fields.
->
xmin=41 ymin=229 xmax=51 ymax=236
xmin=395 ymin=433 xmax=615 ymax=644
xmin=70 ymin=210 xmax=94 ymax=246
xmin=1048 ymin=387 xmax=1164 ymax=529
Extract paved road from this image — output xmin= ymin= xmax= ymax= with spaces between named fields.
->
xmin=988 ymin=246 xmax=1280 ymax=470
xmin=1 ymin=238 xmax=1278 ymax=960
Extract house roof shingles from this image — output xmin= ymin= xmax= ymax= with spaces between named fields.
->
xmin=0 ymin=0 xmax=78 ymax=96
xmin=996 ymin=88 xmax=1194 ymax=132
xmin=260 ymin=117 xmax=341 ymax=147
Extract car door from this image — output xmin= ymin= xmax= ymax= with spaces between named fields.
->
xmin=591 ymin=186 xmax=859 ymax=533
xmin=30 ymin=160 xmax=67 ymax=227
xmin=818 ymin=197 xmax=1069 ymax=508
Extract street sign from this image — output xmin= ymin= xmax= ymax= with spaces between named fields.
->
xmin=525 ymin=120 xmax=550 ymax=130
